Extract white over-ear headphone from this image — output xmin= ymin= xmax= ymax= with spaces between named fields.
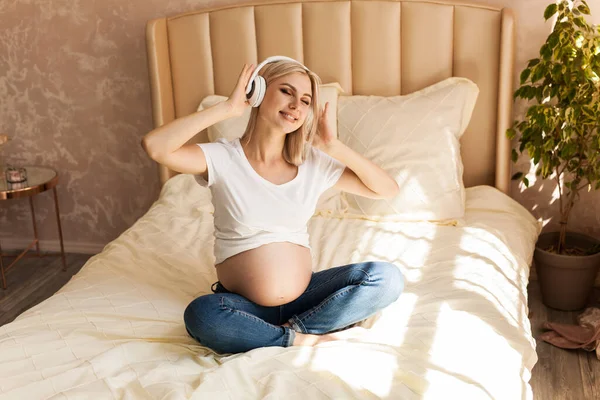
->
xmin=245 ymin=55 xmax=309 ymax=108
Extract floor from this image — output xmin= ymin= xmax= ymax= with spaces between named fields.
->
xmin=528 ymin=281 xmax=600 ymax=400
xmin=1 ymin=252 xmax=599 ymax=399
xmin=0 ymin=251 xmax=91 ymax=326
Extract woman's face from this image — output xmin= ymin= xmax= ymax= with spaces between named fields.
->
xmin=258 ymin=72 xmax=313 ymax=133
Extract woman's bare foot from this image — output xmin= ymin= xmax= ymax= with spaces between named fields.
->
xmin=283 ymin=323 xmax=368 ymax=347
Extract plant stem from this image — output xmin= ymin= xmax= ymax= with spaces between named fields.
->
xmin=558 ymin=188 xmax=577 ymax=254
xmin=555 ymin=167 xmax=563 ymax=221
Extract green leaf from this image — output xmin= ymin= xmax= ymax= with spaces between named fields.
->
xmin=578 ymin=4 xmax=590 ymax=15
xmin=566 ymin=107 xmax=574 ymax=121
xmin=506 ymin=128 xmax=517 ymax=140
xmin=512 ymin=148 xmax=519 ymax=163
xmin=513 ymin=87 xmax=523 ymax=100
xmin=528 ymin=58 xmax=541 ymax=68
xmin=544 ymin=3 xmax=558 ymax=20
xmin=584 ymin=67 xmax=595 ymax=80
xmin=511 ymin=172 xmax=524 ymax=180
xmin=523 ymin=177 xmax=530 ymax=187
xmin=520 ymin=68 xmax=531 ymax=84
xmin=541 ymin=44 xmax=553 ymax=61
xmin=574 ymin=17 xmax=587 ymax=29
xmin=537 ymin=146 xmax=546 ymax=163
xmin=548 ymin=32 xmax=560 ymax=49
xmin=560 ymin=142 xmax=577 ymax=158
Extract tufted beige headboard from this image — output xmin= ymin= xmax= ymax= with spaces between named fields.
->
xmin=146 ymin=0 xmax=515 ymax=193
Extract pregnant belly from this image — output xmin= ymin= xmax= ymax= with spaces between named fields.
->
xmin=215 ymin=242 xmax=313 ymax=307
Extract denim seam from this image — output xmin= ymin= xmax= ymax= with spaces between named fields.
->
xmin=299 ymin=268 xmax=372 ymax=322
xmin=302 ymin=268 xmax=371 ymax=294
xmin=308 ymin=284 xmax=360 ymax=317
xmin=292 ymin=284 xmax=364 ymax=331
xmin=289 ymin=316 xmax=306 ymax=334
xmin=219 ymin=297 xmax=282 ymax=332
xmin=284 ymin=327 xmax=296 ymax=347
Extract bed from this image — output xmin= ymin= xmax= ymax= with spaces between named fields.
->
xmin=0 ymin=0 xmax=542 ymax=399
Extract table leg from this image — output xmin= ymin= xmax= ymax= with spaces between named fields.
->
xmin=0 ymin=240 xmax=5 ymax=290
xmin=29 ymin=196 xmax=41 ymax=256
xmin=52 ymin=187 xmax=67 ymax=271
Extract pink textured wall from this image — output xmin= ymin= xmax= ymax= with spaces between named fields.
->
xmin=0 ymin=0 xmax=599 ymax=254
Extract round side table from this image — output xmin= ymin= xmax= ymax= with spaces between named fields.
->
xmin=0 ymin=166 xmax=67 ymax=289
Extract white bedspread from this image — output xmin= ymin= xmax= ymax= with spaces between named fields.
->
xmin=0 ymin=174 xmax=541 ymax=399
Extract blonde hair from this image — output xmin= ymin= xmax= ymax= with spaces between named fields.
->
xmin=240 ymin=60 xmax=322 ymax=166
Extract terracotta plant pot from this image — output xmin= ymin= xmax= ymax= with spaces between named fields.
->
xmin=534 ymin=232 xmax=600 ymax=311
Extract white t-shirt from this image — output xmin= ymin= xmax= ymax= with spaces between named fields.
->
xmin=195 ymin=137 xmax=345 ymax=265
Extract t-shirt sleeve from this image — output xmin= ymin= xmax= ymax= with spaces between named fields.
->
xmin=313 ymin=147 xmax=346 ymax=190
xmin=195 ymin=139 xmax=231 ymax=187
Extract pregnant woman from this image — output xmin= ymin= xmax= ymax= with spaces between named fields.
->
xmin=141 ymin=56 xmax=404 ymax=354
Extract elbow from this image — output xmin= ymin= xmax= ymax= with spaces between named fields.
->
xmin=141 ymin=137 xmax=160 ymax=161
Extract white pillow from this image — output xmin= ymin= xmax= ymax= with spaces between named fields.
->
xmin=336 ymin=77 xmax=479 ymax=224
xmin=197 ymin=82 xmax=345 ymax=212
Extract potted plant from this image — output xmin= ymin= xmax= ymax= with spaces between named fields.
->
xmin=508 ymin=0 xmax=600 ymax=311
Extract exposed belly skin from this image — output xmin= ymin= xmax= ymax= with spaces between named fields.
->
xmin=215 ymin=242 xmax=313 ymax=307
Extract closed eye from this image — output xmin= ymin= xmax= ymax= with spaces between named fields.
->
xmin=280 ymin=88 xmax=311 ymax=106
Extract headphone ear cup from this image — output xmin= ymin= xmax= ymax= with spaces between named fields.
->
xmin=246 ymin=77 xmax=258 ymax=107
xmin=251 ymin=76 xmax=266 ymax=107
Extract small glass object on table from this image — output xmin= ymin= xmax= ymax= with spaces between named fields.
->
xmin=5 ymin=166 xmax=28 ymax=183
xmin=0 ymin=166 xmax=67 ymax=289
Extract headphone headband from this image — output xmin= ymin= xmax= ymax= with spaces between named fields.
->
xmin=245 ymin=56 xmax=309 ymax=95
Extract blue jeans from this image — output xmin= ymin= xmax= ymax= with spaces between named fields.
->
xmin=184 ymin=261 xmax=404 ymax=354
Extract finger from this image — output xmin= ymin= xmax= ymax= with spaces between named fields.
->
xmin=239 ymin=64 xmax=251 ymax=87
xmin=246 ymin=64 xmax=256 ymax=82
xmin=238 ymin=64 xmax=248 ymax=83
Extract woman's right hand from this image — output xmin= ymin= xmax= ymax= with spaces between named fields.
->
xmin=225 ymin=63 xmax=256 ymax=117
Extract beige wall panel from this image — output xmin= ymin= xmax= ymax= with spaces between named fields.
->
xmin=146 ymin=19 xmax=175 ymax=129
xmin=400 ymin=2 xmax=454 ymax=94
xmin=351 ymin=1 xmax=402 ymax=96
xmin=209 ymin=7 xmax=258 ymax=96
xmin=167 ymin=14 xmax=215 ymax=118
xmin=255 ymin=4 xmax=304 ymax=61
xmin=454 ymin=6 xmax=502 ymax=187
xmin=302 ymin=2 xmax=352 ymax=92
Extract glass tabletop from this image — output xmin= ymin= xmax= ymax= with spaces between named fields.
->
xmin=0 ymin=166 xmax=58 ymax=199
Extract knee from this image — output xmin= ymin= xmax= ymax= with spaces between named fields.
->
xmin=366 ymin=261 xmax=405 ymax=307
xmin=184 ymin=295 xmax=220 ymax=344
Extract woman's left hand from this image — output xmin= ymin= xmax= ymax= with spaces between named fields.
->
xmin=313 ymin=102 xmax=337 ymax=150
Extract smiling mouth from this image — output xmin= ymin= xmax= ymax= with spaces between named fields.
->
xmin=280 ymin=111 xmax=298 ymax=122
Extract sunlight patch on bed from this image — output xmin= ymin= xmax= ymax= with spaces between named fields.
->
xmin=298 ymin=345 xmax=399 ymax=397
xmin=361 ymin=291 xmax=418 ymax=348
xmin=351 ymin=222 xmax=435 ymax=284
xmin=423 ymin=302 xmax=525 ymax=399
